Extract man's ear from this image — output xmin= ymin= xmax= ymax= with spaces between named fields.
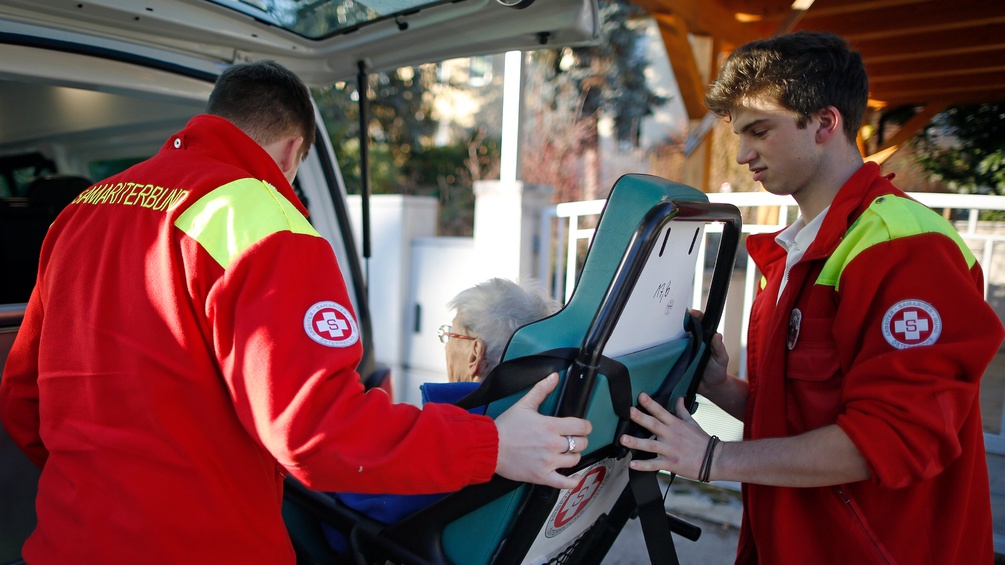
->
xmin=278 ymin=135 xmax=305 ymax=175
xmin=468 ymin=338 xmax=485 ymax=380
xmin=815 ymin=106 xmax=842 ymax=144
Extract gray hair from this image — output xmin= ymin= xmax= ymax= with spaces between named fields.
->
xmin=448 ymin=278 xmax=560 ymax=376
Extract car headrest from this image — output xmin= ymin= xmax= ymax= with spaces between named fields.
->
xmin=27 ymin=174 xmax=91 ymax=215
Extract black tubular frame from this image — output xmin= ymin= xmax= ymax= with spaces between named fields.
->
xmin=556 ymin=200 xmax=741 ymax=419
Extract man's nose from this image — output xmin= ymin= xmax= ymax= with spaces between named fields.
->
xmin=736 ymin=140 xmax=755 ymax=165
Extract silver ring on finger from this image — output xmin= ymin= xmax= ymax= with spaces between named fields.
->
xmin=563 ymin=435 xmax=576 ymax=454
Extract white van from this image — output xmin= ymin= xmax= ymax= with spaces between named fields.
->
xmin=0 ymin=1 xmax=599 ymax=562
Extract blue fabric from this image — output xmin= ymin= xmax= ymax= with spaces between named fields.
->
xmin=420 ymin=381 xmax=481 ymax=407
xmin=322 ymin=381 xmax=485 ymax=553
xmin=322 ymin=492 xmax=449 ymax=552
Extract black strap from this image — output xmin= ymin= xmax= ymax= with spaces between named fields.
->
xmin=454 ymin=348 xmax=578 ymax=410
xmin=648 ymin=313 xmax=705 ymax=413
xmin=623 ymin=318 xmax=709 ymax=565
xmin=454 ymin=348 xmax=635 ymax=421
xmin=454 ymin=345 xmax=574 ymax=406
xmin=630 ymin=468 xmax=680 ymax=565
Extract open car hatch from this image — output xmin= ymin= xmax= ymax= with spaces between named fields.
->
xmin=0 ymin=0 xmax=600 ymax=85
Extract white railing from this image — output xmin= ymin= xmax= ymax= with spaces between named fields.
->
xmin=542 ymin=190 xmax=1005 ymax=451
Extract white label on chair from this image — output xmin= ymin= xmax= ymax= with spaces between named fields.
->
xmin=523 ymin=456 xmax=631 ymax=564
xmin=604 ymin=224 xmax=703 ymax=356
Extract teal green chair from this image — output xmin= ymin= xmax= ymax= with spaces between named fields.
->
xmin=283 ymin=173 xmax=741 ymax=565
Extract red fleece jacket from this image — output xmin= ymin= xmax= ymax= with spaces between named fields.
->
xmin=0 ymin=115 xmax=498 ymax=564
xmin=737 ymin=163 xmax=1003 ymax=564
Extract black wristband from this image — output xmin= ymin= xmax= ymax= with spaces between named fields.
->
xmin=698 ymin=435 xmax=720 ymax=483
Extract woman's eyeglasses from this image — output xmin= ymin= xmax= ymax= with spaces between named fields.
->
xmin=438 ymin=324 xmax=477 ymax=344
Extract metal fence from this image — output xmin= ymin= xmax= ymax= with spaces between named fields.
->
xmin=542 ymin=190 xmax=1005 ymax=451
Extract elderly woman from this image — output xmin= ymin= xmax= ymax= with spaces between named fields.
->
xmin=325 ymin=278 xmax=560 ymax=551
xmin=438 ymin=277 xmax=559 ymax=385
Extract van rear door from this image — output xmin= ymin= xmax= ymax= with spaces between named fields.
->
xmin=0 ymin=0 xmax=599 ymax=85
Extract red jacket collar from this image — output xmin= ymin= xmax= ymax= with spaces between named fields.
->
xmin=163 ymin=114 xmax=309 ymax=217
xmin=747 ymin=162 xmax=901 ymax=265
xmin=811 ymin=161 xmax=899 ymax=259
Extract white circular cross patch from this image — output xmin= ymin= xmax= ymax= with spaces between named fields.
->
xmin=545 ymin=458 xmax=614 ymax=538
xmin=881 ymin=299 xmax=941 ymax=349
xmin=304 ymin=301 xmax=359 ymax=348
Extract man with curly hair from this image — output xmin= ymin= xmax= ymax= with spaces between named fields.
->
xmin=621 ymin=32 xmax=1003 ymax=564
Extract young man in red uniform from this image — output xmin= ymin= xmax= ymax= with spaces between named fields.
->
xmin=620 ymin=32 xmax=1004 ymax=563
xmin=0 ymin=61 xmax=591 ymax=564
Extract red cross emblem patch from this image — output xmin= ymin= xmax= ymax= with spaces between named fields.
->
xmin=881 ymin=299 xmax=941 ymax=349
xmin=545 ymin=459 xmax=613 ymax=538
xmin=304 ymin=301 xmax=359 ymax=348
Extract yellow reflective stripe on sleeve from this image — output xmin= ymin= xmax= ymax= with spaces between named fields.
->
xmin=174 ymin=178 xmax=319 ymax=269
xmin=817 ymin=194 xmax=976 ymax=290
xmin=760 ymin=276 xmax=767 ymax=290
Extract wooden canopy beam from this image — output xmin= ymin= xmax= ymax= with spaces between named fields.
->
xmin=632 ymin=0 xmax=761 ymax=46
xmin=883 ymin=103 xmax=947 ymax=150
xmin=651 ymin=13 xmax=706 ymax=119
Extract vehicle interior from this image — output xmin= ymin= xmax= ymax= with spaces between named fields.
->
xmin=0 ymin=40 xmax=375 ymax=303
xmin=0 ymin=46 xmax=210 ymax=300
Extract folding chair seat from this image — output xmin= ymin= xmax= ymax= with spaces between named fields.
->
xmin=283 ymin=173 xmax=741 ymax=565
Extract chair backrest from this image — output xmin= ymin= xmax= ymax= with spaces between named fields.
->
xmin=343 ymin=174 xmax=741 ymax=565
